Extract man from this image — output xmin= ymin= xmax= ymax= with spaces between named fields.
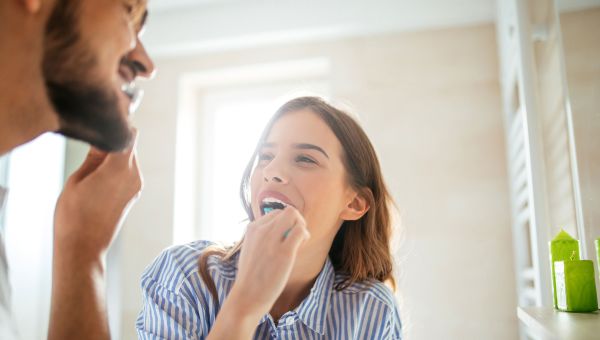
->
xmin=0 ymin=0 xmax=155 ymax=339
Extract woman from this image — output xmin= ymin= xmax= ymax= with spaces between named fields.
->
xmin=136 ymin=97 xmax=402 ymax=339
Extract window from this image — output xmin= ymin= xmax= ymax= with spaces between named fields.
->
xmin=3 ymin=134 xmax=65 ymax=340
xmin=199 ymin=95 xmax=277 ymax=243
xmin=173 ymin=59 xmax=330 ymax=245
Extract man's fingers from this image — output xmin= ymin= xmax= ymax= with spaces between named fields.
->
xmin=71 ymin=147 xmax=108 ymax=182
xmin=100 ymin=129 xmax=139 ymax=171
xmin=128 ymin=129 xmax=139 ymax=166
xmin=70 ymin=129 xmax=139 ymax=183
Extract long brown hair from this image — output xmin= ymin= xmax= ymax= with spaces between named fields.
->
xmin=198 ymin=96 xmax=396 ymax=304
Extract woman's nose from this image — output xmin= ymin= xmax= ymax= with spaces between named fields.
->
xmin=264 ymin=175 xmax=284 ymax=183
xmin=262 ymin=159 xmax=289 ymax=184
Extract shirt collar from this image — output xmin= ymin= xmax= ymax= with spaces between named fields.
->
xmin=256 ymin=257 xmax=334 ymax=336
xmin=295 ymin=257 xmax=334 ymax=335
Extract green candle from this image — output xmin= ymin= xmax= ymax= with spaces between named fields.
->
xmin=554 ymin=260 xmax=598 ymax=312
xmin=549 ymin=229 xmax=580 ymax=308
xmin=596 ymin=238 xmax=600 ymax=278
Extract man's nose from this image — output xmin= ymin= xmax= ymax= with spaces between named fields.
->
xmin=127 ymin=37 xmax=156 ymax=79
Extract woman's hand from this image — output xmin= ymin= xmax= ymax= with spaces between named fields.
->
xmin=234 ymin=206 xmax=310 ymax=315
xmin=208 ymin=207 xmax=310 ymax=339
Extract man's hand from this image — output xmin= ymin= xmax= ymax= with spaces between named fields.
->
xmin=54 ymin=136 xmax=142 ymax=260
xmin=48 ymin=132 xmax=142 ymax=340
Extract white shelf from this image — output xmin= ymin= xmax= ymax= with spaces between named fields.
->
xmin=517 ymin=306 xmax=600 ymax=340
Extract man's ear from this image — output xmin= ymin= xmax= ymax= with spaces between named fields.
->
xmin=21 ymin=0 xmax=42 ymax=13
xmin=340 ymin=190 xmax=370 ymax=221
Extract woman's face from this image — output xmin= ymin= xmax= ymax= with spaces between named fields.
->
xmin=250 ymin=109 xmax=360 ymax=250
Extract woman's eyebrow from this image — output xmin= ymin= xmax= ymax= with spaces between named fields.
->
xmin=293 ymin=143 xmax=329 ymax=159
xmin=260 ymin=142 xmax=330 ymax=159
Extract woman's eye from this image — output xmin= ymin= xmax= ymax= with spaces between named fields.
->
xmin=296 ymin=155 xmax=316 ymax=164
xmin=258 ymin=153 xmax=273 ymax=162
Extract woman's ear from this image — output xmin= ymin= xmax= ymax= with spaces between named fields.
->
xmin=21 ymin=0 xmax=42 ymax=13
xmin=340 ymin=190 xmax=370 ymax=221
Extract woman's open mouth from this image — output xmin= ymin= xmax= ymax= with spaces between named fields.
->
xmin=260 ymin=197 xmax=289 ymax=215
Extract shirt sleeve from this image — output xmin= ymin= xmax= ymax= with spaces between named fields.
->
xmin=136 ymin=277 xmax=203 ymax=340
xmin=385 ymin=295 xmax=403 ymax=340
xmin=136 ymin=247 xmax=207 ymax=340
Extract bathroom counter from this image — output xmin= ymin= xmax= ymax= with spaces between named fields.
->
xmin=517 ymin=306 xmax=600 ymax=339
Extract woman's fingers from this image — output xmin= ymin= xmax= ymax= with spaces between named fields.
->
xmin=267 ymin=207 xmax=307 ymax=238
xmin=245 ymin=206 xmax=308 ymax=247
xmin=254 ymin=207 xmax=310 ymax=257
xmin=281 ymin=222 xmax=310 ymax=252
xmin=279 ymin=209 xmax=310 ymax=250
xmin=245 ymin=209 xmax=284 ymax=237
xmin=230 ymin=206 xmax=309 ymax=318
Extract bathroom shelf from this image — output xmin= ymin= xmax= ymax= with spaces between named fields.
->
xmin=517 ymin=306 xmax=600 ymax=340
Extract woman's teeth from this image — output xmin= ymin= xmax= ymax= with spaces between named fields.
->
xmin=260 ymin=198 xmax=288 ymax=215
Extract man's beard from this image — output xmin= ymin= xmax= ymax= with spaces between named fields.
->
xmin=45 ymin=80 xmax=132 ymax=151
xmin=42 ymin=0 xmax=133 ymax=152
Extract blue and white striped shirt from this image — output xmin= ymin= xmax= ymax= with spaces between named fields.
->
xmin=136 ymin=240 xmax=402 ymax=339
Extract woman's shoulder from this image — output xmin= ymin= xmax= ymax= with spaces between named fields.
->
xmin=333 ymin=275 xmax=402 ymax=335
xmin=140 ymin=240 xmax=224 ymax=293
xmin=334 ymin=274 xmax=399 ymax=310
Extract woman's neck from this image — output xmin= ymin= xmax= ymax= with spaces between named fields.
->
xmin=269 ymin=245 xmax=330 ymax=322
